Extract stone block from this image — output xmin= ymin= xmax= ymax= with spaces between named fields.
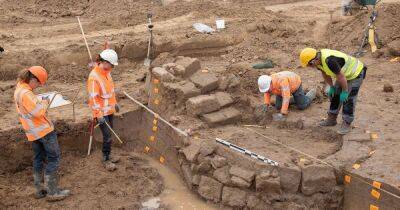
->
xmin=186 ymin=95 xmax=220 ymax=116
xmin=198 ymin=176 xmax=223 ymax=202
xmin=213 ymin=92 xmax=234 ymax=107
xmin=181 ymin=163 xmax=193 ymax=189
xmin=162 ymin=81 xmax=201 ymax=105
xmin=152 ymin=67 xmax=175 ymax=82
xmin=162 ymin=63 xmax=186 ymax=76
xmin=199 ymin=141 xmax=217 ymax=156
xmin=211 ymin=155 xmax=227 ymax=169
xmin=222 ymin=187 xmax=247 ymax=207
xmin=279 ymin=165 xmax=301 ymax=193
xmin=218 ymin=74 xmax=240 ymax=91
xmin=301 ymin=164 xmax=337 ymax=195
xmin=194 ymin=158 xmax=212 ymax=174
xmin=181 ymin=143 xmax=201 ymax=162
xmin=213 ymin=166 xmax=231 ymax=185
xmin=190 ymin=72 xmax=219 ymax=93
xmin=174 ymin=56 xmax=201 ymax=78
xmin=247 ymin=194 xmax=267 ymax=210
xmin=201 ymin=107 xmax=242 ymax=127
xmin=231 ymin=176 xmax=251 ymax=188
xmin=229 ymin=165 xmax=255 ymax=183
xmin=255 ymin=171 xmax=281 ymax=196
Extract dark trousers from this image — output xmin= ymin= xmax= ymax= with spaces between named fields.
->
xmin=99 ymin=114 xmax=114 ymax=159
xmin=32 ymin=131 xmax=60 ymax=175
xmin=275 ymin=84 xmax=312 ymax=110
xmin=329 ymin=68 xmax=366 ymax=124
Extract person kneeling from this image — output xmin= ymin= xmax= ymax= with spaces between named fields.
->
xmin=257 ymin=71 xmax=316 ymax=120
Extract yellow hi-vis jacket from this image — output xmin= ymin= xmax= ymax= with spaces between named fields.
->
xmin=87 ymin=66 xmax=117 ymax=118
xmin=318 ymin=49 xmax=364 ymax=80
xmin=14 ymin=82 xmax=54 ymax=141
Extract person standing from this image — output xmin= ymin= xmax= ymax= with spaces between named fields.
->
xmin=300 ymin=48 xmax=366 ymax=134
xmin=14 ymin=66 xmax=70 ymax=201
xmin=87 ymin=49 xmax=120 ymax=171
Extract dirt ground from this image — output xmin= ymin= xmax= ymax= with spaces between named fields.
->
xmin=1 ymin=0 xmax=400 ymax=209
xmin=0 ymin=148 xmax=164 ymax=210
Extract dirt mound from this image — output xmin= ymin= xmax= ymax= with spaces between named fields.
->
xmin=329 ymin=2 xmax=400 ymax=55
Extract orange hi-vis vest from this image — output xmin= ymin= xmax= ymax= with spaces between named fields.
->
xmin=14 ymin=82 xmax=54 ymax=141
xmin=87 ymin=66 xmax=117 ymax=118
xmin=264 ymin=71 xmax=302 ymax=114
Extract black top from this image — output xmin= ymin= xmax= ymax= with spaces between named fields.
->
xmin=325 ymin=56 xmax=345 ymax=75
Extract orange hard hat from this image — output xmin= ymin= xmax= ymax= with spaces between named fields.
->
xmin=28 ymin=66 xmax=48 ymax=85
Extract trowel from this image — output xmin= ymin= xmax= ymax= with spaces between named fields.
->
xmin=144 ymin=13 xmax=154 ymax=67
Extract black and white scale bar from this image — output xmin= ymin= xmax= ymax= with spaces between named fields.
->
xmin=215 ymin=138 xmax=279 ymax=166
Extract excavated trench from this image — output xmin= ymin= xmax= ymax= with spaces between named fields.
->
xmin=1 ymin=105 xmax=400 ymax=209
xmin=0 ymin=106 xmax=347 ymax=209
xmin=0 ymin=108 xmax=220 ymax=209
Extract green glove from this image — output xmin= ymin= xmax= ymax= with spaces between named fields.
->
xmin=327 ymin=86 xmax=336 ymax=98
xmin=340 ymin=91 xmax=349 ymax=103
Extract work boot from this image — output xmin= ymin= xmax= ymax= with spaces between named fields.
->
xmin=337 ymin=121 xmax=351 ymax=135
xmin=103 ymin=156 xmax=117 ymax=171
xmin=45 ymin=173 xmax=71 ymax=202
xmin=306 ymin=88 xmax=317 ymax=101
xmin=33 ymin=172 xmax=47 ymax=199
xmin=103 ymin=160 xmax=117 ymax=171
xmin=319 ymin=114 xmax=337 ymax=126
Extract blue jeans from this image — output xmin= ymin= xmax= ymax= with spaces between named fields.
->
xmin=275 ymin=84 xmax=311 ymax=110
xmin=99 ymin=114 xmax=114 ymax=159
xmin=32 ymin=131 xmax=60 ymax=174
xmin=328 ymin=68 xmax=366 ymax=124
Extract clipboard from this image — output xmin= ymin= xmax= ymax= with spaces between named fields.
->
xmin=38 ymin=92 xmax=72 ymax=109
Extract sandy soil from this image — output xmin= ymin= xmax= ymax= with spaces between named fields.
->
xmin=1 ymin=0 xmax=400 ymax=208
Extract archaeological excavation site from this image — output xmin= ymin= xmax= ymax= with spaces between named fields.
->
xmin=1 ymin=0 xmax=400 ymax=209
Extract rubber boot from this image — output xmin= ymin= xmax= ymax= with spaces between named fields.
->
xmin=33 ymin=171 xmax=47 ymax=199
xmin=45 ymin=173 xmax=71 ymax=202
xmin=306 ymin=88 xmax=317 ymax=101
xmin=103 ymin=156 xmax=117 ymax=171
xmin=319 ymin=114 xmax=337 ymax=126
xmin=337 ymin=121 xmax=351 ymax=135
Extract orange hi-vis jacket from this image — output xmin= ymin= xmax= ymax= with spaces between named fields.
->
xmin=87 ymin=66 xmax=117 ymax=118
xmin=14 ymin=82 xmax=54 ymax=141
xmin=264 ymin=71 xmax=302 ymax=115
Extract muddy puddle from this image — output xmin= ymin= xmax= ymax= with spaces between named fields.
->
xmin=144 ymin=156 xmax=222 ymax=210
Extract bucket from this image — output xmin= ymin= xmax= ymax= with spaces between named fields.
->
xmin=216 ymin=19 xmax=225 ymax=30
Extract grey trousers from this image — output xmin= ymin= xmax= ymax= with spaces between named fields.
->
xmin=328 ymin=68 xmax=366 ymax=124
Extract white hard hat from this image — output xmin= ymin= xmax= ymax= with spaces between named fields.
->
xmin=258 ymin=75 xmax=272 ymax=93
xmin=100 ymin=49 xmax=118 ymax=66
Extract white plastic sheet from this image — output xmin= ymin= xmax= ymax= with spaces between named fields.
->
xmin=193 ymin=23 xmax=215 ymax=33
